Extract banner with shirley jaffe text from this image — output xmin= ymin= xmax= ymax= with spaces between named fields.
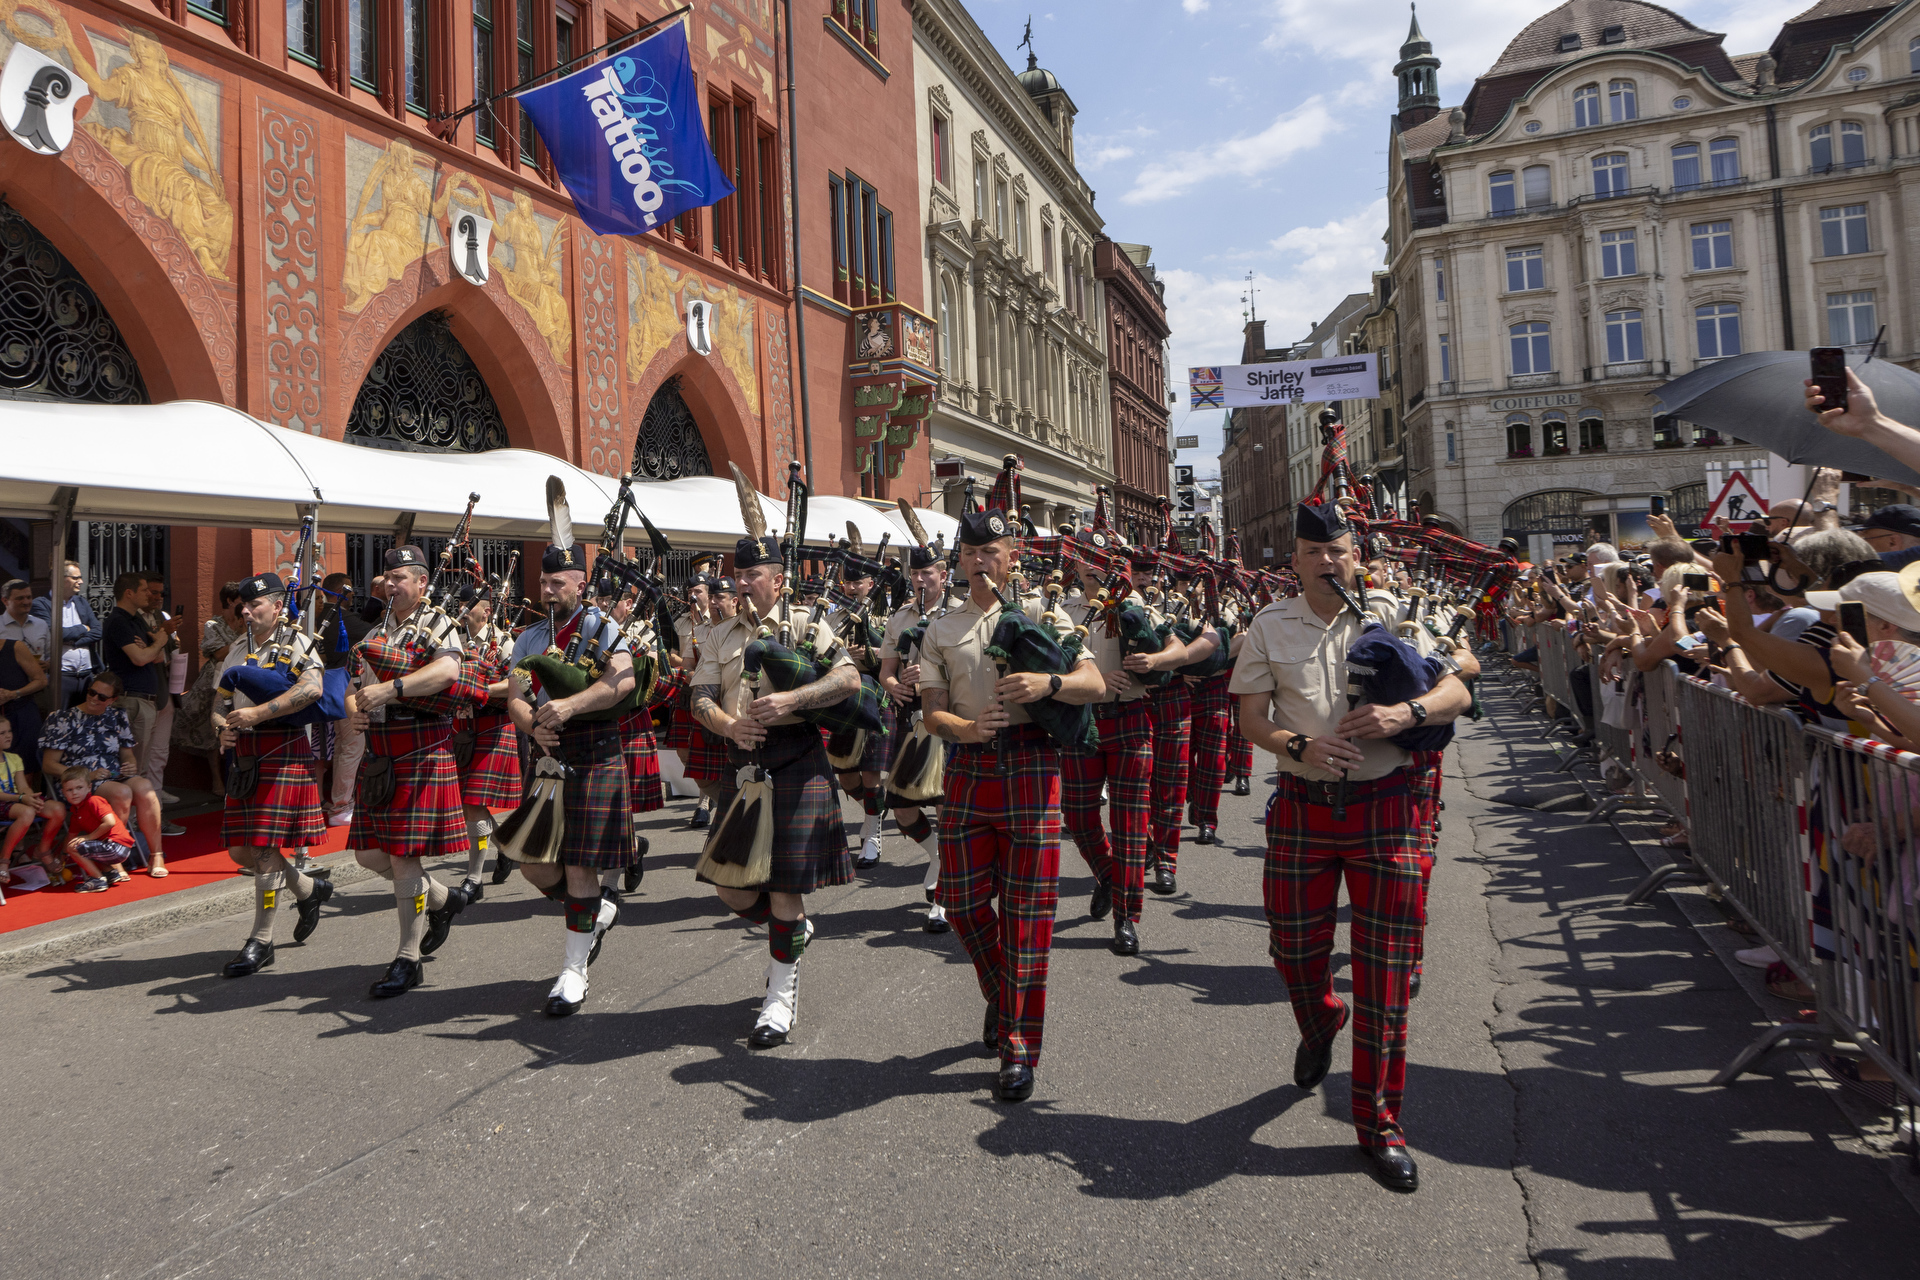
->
xmin=1187 ymin=354 xmax=1379 ymax=409
xmin=514 ymin=23 xmax=734 ymax=238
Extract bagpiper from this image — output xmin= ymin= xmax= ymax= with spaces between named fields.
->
xmin=213 ymin=572 xmax=335 ymax=977
xmin=665 ymin=561 xmax=716 ymax=829
xmin=1227 ymin=501 xmax=1470 ymax=1192
xmin=878 ymin=517 xmax=951 ymax=932
xmin=347 ymin=546 xmax=479 ymax=999
xmin=917 ymin=506 xmax=1102 ymax=1102
xmin=835 ymin=549 xmax=892 ymax=867
xmin=454 ymin=580 xmax=521 ymax=899
xmin=607 ymin=583 xmax=685 ymax=893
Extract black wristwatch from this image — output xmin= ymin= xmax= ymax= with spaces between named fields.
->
xmin=1407 ymin=699 xmax=1428 ymax=726
xmin=1286 ymin=733 xmax=1310 ymax=761
xmin=1047 ymin=673 xmax=1061 ymax=696
xmin=394 ymin=677 xmax=406 ymax=701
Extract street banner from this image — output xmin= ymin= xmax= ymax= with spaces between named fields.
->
xmin=515 ymin=23 xmax=734 ymax=238
xmin=1188 ymin=354 xmax=1379 ymax=408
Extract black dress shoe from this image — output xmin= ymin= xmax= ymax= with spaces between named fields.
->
xmin=686 ymin=805 xmax=711 ymax=830
xmin=996 ymin=1062 xmax=1035 ymax=1103
xmin=1088 ymin=875 xmax=1112 ymax=921
xmin=587 ymin=889 xmax=619 ymax=966
xmin=489 ymin=852 xmax=514 ymax=884
xmin=1233 ymin=778 xmax=1251 ymax=796
xmin=623 ymin=837 xmax=649 ymax=893
xmin=1294 ymin=1001 xmax=1350 ymax=1089
xmin=545 ymin=991 xmax=584 ymax=1018
xmin=1363 ymin=1144 xmax=1419 ymax=1192
xmin=292 ymin=877 xmax=334 ymax=943
xmin=1410 ymin=965 xmax=1423 ymax=999
xmin=748 ymin=1020 xmax=789 ymax=1049
xmin=923 ymin=910 xmax=950 ymax=935
xmin=1195 ymin=825 xmax=1217 ymax=846
xmin=369 ymin=957 xmax=422 ymax=998
xmin=221 ymin=939 xmax=273 ymax=978
xmin=1111 ymin=917 xmax=1139 ymax=956
xmin=460 ymin=877 xmax=484 ymax=905
xmin=420 ymin=883 xmax=471 ymax=956
xmin=982 ymin=1001 xmax=999 ymax=1051
xmin=1149 ymin=861 xmax=1177 ymax=896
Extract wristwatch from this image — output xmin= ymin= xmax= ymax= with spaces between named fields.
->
xmin=1047 ymin=673 xmax=1062 ymax=696
xmin=1407 ymin=699 xmax=1429 ymax=726
xmin=1286 ymin=733 xmax=1310 ymax=761
xmin=394 ymin=677 xmax=406 ymax=701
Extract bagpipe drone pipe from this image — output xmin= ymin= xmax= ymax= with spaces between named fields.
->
xmin=510 ymin=606 xmax=655 ymax=724
xmin=219 ymin=517 xmax=350 ymax=728
xmin=983 ymin=582 xmax=1096 ymax=752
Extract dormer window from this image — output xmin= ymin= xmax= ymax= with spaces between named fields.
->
xmin=1601 ymin=24 xmax=1626 ymax=44
xmin=1558 ymin=33 xmax=1581 ymax=52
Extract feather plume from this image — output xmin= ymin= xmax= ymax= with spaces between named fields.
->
xmin=544 ymin=477 xmax=574 ymax=550
xmin=895 ymin=498 xmax=930 ymax=549
xmin=730 ymin=462 xmax=768 ymax=538
xmin=846 ymin=522 xmax=865 ymax=558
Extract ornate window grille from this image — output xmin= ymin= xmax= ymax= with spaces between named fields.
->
xmin=630 ymin=375 xmax=714 ymax=482
xmin=346 ymin=312 xmax=509 ymax=453
xmin=0 ymin=199 xmax=148 ymax=405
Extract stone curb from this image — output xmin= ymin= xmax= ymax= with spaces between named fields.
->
xmin=0 ymin=848 xmax=373 ymax=976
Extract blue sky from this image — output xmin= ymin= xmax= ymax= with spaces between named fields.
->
xmin=972 ymin=0 xmax=1812 ymax=479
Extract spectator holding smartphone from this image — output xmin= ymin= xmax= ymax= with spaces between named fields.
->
xmin=101 ymin=572 xmax=176 ymax=781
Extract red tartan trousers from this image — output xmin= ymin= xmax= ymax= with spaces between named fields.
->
xmin=1263 ymin=769 xmax=1425 ymax=1148
xmin=1187 ymin=673 xmax=1233 ymax=828
xmin=938 ymin=727 xmax=1061 ymax=1068
xmin=1061 ymin=699 xmax=1152 ymax=923
xmin=1229 ymin=726 xmax=1254 ymax=780
xmin=1407 ymin=749 xmax=1447 ymax=973
xmin=1146 ymin=683 xmax=1191 ymax=869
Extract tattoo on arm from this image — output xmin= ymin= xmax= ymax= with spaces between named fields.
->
xmin=261 ymin=668 xmax=322 ymax=720
xmin=919 ymin=687 xmax=954 ymax=740
xmin=691 ymin=685 xmax=724 ymax=732
xmin=792 ymin=663 xmax=859 ymax=710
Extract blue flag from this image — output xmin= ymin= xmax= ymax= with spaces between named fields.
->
xmin=513 ymin=24 xmax=734 ymax=238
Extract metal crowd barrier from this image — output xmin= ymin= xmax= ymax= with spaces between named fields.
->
xmin=1590 ymin=663 xmax=1633 ymax=773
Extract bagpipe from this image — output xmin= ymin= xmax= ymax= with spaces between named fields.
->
xmin=218 ymin=514 xmax=349 ymax=729
xmin=352 ymin=494 xmax=487 ymax=719
xmin=884 ymin=582 xmax=950 ymax=804
xmin=983 ymin=575 xmax=1094 ymax=754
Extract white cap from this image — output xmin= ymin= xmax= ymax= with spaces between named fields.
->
xmin=1805 ymin=566 xmax=1920 ymax=632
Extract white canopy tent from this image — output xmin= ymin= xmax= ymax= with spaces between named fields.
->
xmin=0 ymin=400 xmax=954 ymax=555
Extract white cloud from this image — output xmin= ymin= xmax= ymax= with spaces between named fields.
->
xmin=1087 ymin=145 xmax=1137 ymax=168
xmin=1119 ymin=93 xmax=1345 ymax=204
xmin=1159 ymin=199 xmax=1389 ymax=478
xmin=1183 ymin=0 xmax=1210 ymax=12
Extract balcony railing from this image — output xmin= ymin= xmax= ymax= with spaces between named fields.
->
xmin=1489 ymin=201 xmax=1558 ymax=219
xmin=1806 ymin=157 xmax=1877 ymax=176
xmin=1507 ymin=372 xmax=1560 ymax=389
xmin=1432 ymin=381 xmax=1455 ymax=397
xmin=1568 ymin=184 xmax=1659 ymax=206
xmin=1669 ymin=176 xmax=1750 ymax=195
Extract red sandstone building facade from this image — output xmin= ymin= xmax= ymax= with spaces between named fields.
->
xmin=1093 ymin=239 xmax=1168 ymax=541
xmin=0 ymin=0 xmax=930 ymax=612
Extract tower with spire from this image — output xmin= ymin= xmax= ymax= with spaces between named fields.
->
xmin=1393 ymin=3 xmax=1441 ymax=130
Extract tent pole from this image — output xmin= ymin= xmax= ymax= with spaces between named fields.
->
xmin=47 ymin=486 xmax=77 ymax=715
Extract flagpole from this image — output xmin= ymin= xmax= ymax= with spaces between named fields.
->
xmin=782 ymin=0 xmax=815 ymax=489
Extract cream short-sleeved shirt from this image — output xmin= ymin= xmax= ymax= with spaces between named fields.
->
xmin=1227 ymin=596 xmax=1411 ymax=783
xmin=217 ymin=627 xmax=321 ymax=712
xmin=693 ymin=610 xmax=852 ymax=724
xmin=918 ymin=595 xmax=1076 ymax=725
xmin=1064 ymin=594 xmax=1152 ymax=704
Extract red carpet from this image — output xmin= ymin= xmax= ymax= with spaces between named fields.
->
xmin=0 ymin=810 xmax=353 ymax=935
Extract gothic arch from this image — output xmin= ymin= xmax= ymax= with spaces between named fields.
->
xmin=630 ymin=352 xmax=758 ymax=481
xmin=0 ymin=148 xmax=224 ymax=403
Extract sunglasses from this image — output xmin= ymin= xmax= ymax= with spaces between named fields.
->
xmin=85 ymin=689 xmax=114 ymax=702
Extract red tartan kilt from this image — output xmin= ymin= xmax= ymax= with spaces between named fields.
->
xmin=348 ymin=721 xmax=468 ymax=859
xmin=664 ymin=697 xmax=695 ymax=752
xmin=223 ymin=730 xmax=326 ymax=848
xmin=621 ymin=707 xmax=665 ymax=812
xmin=459 ymin=711 xmax=523 ymax=808
xmin=683 ymin=719 xmax=730 ymax=781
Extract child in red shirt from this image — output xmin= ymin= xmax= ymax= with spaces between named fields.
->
xmin=59 ymin=768 xmax=135 ymax=892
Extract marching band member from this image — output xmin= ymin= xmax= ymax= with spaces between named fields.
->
xmin=213 ymin=572 xmax=334 ymax=977
xmin=453 ymin=583 xmax=519 ymax=901
xmin=1228 ymin=502 xmax=1470 ymax=1192
xmin=669 ymin=564 xmax=716 ymax=830
xmin=878 ymin=541 xmax=951 ymax=931
xmin=917 ymin=508 xmax=1102 ymax=1102
xmin=347 ymin=547 xmax=477 ymax=999
xmin=689 ymin=531 xmax=860 ymax=1049
xmin=837 ymin=556 xmax=891 ymax=868
xmin=505 ymin=544 xmax=636 ymax=1017
xmin=607 ymin=584 xmax=681 ymax=894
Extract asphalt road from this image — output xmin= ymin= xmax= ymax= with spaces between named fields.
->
xmin=4 ymin=681 xmax=1916 ymax=1278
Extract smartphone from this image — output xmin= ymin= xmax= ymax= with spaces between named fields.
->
xmin=1682 ymin=572 xmax=1710 ymax=591
xmin=1811 ymin=346 xmax=1849 ymax=413
xmin=1649 ymin=495 xmax=1667 ymax=517
xmin=1840 ymin=601 xmax=1871 ymax=647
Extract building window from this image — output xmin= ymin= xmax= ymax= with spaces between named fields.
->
xmin=877 ymin=205 xmax=895 ymax=302
xmin=1505 ymin=246 xmax=1545 ymax=292
xmin=828 ymin=175 xmax=848 ymax=304
xmin=1445 ymin=427 xmax=1457 ymax=462
xmin=931 ymin=111 xmax=950 ymax=187
xmin=1811 ymin=121 xmax=1867 ymax=172
xmin=1911 ymin=36 xmax=1920 ymax=74
xmin=1828 ymin=290 xmax=1877 ymax=347
xmin=759 ymin=129 xmax=778 ymax=283
xmin=1600 ymin=228 xmax=1636 ymax=277
xmin=516 ymin=0 xmax=537 ymax=162
xmin=1383 ymin=407 xmax=1395 ymax=448
xmin=1042 ymin=223 xmax=1054 ymax=278
xmin=1672 ymin=142 xmax=1701 ymax=191
xmin=1690 ymin=220 xmax=1733 ymax=270
xmin=1609 ymin=80 xmax=1637 ymax=123
xmin=1820 ymin=203 xmax=1869 ymax=256
xmin=1696 ymin=303 xmax=1741 ymax=359
xmin=1709 ymin=137 xmax=1740 ymax=184
xmin=1579 ymin=417 xmax=1607 ymax=452
xmin=1506 ymin=415 xmax=1533 ymax=457
xmin=290 ymin=0 xmax=321 ymax=65
xmin=710 ymin=102 xmax=735 ymax=264
xmin=404 ymin=0 xmax=431 ymax=114
xmin=472 ymin=0 xmax=495 ymax=143
xmin=1439 ymin=332 xmax=1451 ymax=382
xmin=1434 ymin=258 xmax=1445 ymax=300
xmin=972 ymin=161 xmax=986 ymax=221
xmin=349 ymin=0 xmax=377 ymax=88
xmin=1604 ymin=309 xmax=1645 ymax=364
xmin=938 ymin=278 xmax=954 ymax=371
xmin=189 ymin=0 xmax=226 ymax=23
xmin=1489 ymin=170 xmax=1516 ymax=215
xmin=1543 ymin=414 xmax=1569 ymax=456
xmin=1013 ymin=197 xmax=1027 ymax=259
xmin=1653 ymin=415 xmax=1683 ymax=448
xmin=993 ymin=180 xmax=1008 ymax=239
xmin=1573 ymin=84 xmax=1600 ymax=129
xmin=1523 ymin=164 xmax=1552 ymax=208
xmin=1592 ymin=152 xmax=1630 ymax=198
xmin=1510 ymin=322 xmax=1551 ymax=375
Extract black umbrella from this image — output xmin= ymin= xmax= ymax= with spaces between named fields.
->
xmin=1649 ymin=351 xmax=1920 ymax=487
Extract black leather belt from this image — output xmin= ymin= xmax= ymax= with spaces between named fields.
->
xmin=1281 ymin=768 xmax=1408 ymax=806
xmin=954 ymin=724 xmax=1051 ymax=752
xmin=385 ymin=705 xmax=446 ymax=723
xmin=119 ymin=691 xmax=157 ymax=704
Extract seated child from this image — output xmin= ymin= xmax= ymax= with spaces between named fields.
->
xmin=58 ymin=767 xmax=136 ymax=892
xmin=0 ymin=718 xmax=63 ymax=881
